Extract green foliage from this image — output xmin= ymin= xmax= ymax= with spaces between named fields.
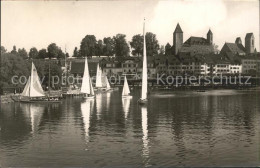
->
xmin=11 ymin=46 xmax=17 ymax=54
xmin=159 ymin=45 xmax=165 ymax=56
xmin=80 ymin=35 xmax=97 ymax=57
xmin=73 ymin=47 xmax=79 ymax=57
xmin=130 ymin=34 xmax=143 ymax=56
xmin=29 ymin=47 xmax=39 ymax=59
xmin=0 ymin=53 xmax=30 ymax=87
xmin=103 ymin=37 xmax=114 ymax=56
xmin=38 ymin=49 xmax=47 ymax=59
xmin=95 ymin=40 xmax=103 ymax=56
xmin=1 ymin=46 xmax=7 ymax=54
xmin=146 ymin=32 xmax=159 ymax=56
xmin=18 ymin=48 xmax=28 ymax=59
xmin=165 ymin=43 xmax=172 ymax=56
xmin=113 ymin=34 xmax=129 ymax=57
xmin=47 ymin=43 xmax=59 ymax=59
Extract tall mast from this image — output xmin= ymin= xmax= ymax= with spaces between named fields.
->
xmin=48 ymin=57 xmax=51 ymax=96
xmin=65 ymin=45 xmax=67 ymax=87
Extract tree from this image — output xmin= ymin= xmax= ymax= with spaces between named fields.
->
xmin=18 ymin=48 xmax=28 ymax=59
xmin=159 ymin=45 xmax=165 ymax=56
xmin=47 ymin=43 xmax=59 ymax=59
xmin=1 ymin=46 xmax=7 ymax=54
xmin=38 ymin=49 xmax=47 ymax=59
xmin=57 ymin=48 xmax=65 ymax=59
xmin=29 ymin=47 xmax=38 ymax=59
xmin=146 ymin=32 xmax=159 ymax=56
xmin=103 ymin=37 xmax=114 ymax=56
xmin=165 ymin=43 xmax=172 ymax=56
xmin=80 ymin=35 xmax=97 ymax=57
xmin=11 ymin=45 xmax=17 ymax=54
xmin=130 ymin=34 xmax=143 ymax=56
xmin=95 ymin=40 xmax=103 ymax=56
xmin=73 ymin=47 xmax=79 ymax=57
xmin=113 ymin=34 xmax=129 ymax=57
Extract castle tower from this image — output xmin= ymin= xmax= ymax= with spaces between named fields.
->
xmin=207 ymin=29 xmax=213 ymax=45
xmin=245 ymin=33 xmax=255 ymax=54
xmin=235 ymin=37 xmax=242 ymax=45
xmin=173 ymin=23 xmax=183 ymax=55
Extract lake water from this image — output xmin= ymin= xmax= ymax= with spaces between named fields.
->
xmin=0 ymin=89 xmax=260 ymax=167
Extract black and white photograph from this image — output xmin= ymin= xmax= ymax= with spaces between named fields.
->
xmin=0 ymin=0 xmax=260 ymax=167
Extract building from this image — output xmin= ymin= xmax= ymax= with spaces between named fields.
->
xmin=245 ymin=33 xmax=255 ymax=54
xmin=241 ymin=55 xmax=260 ymax=75
xmin=172 ymin=23 xmax=214 ymax=56
xmin=220 ymin=43 xmax=246 ymax=56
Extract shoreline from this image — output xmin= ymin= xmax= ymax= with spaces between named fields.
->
xmin=1 ymin=86 xmax=260 ymax=104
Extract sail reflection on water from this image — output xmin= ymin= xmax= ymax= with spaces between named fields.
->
xmin=20 ymin=103 xmax=45 ymax=134
xmin=141 ymin=106 xmax=150 ymax=166
xmin=81 ymin=100 xmax=94 ymax=145
xmin=95 ymin=93 xmax=102 ymax=120
xmin=122 ymin=98 xmax=131 ymax=119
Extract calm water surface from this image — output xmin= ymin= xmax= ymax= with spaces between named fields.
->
xmin=0 ymin=89 xmax=260 ymax=167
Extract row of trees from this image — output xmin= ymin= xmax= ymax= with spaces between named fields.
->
xmin=1 ymin=43 xmax=69 ymax=60
xmin=73 ymin=32 xmax=165 ymax=57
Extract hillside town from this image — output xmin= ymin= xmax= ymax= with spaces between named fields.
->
xmin=69 ymin=24 xmax=260 ymax=79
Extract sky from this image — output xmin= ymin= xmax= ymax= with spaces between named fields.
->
xmin=1 ymin=0 xmax=259 ymax=55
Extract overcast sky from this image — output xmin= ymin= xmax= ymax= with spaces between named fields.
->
xmin=1 ymin=0 xmax=259 ymax=55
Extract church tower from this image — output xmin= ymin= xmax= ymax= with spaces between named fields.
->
xmin=173 ymin=23 xmax=183 ymax=55
xmin=245 ymin=33 xmax=254 ymax=54
xmin=207 ymin=29 xmax=213 ymax=45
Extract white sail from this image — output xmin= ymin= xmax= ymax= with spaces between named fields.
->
xmin=106 ymin=76 xmax=111 ymax=89
xmin=95 ymin=63 xmax=102 ymax=88
xmin=122 ymin=76 xmax=130 ymax=96
xmin=21 ymin=76 xmax=31 ymax=96
xmin=21 ymin=62 xmax=45 ymax=97
xmin=141 ymin=19 xmax=148 ymax=100
xmin=89 ymin=78 xmax=95 ymax=96
xmin=81 ymin=57 xmax=91 ymax=94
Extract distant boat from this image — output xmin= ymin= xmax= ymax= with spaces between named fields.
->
xmin=138 ymin=19 xmax=148 ymax=104
xmin=95 ymin=63 xmax=103 ymax=88
xmin=81 ymin=57 xmax=95 ymax=99
xmin=122 ymin=76 xmax=132 ymax=98
xmin=12 ymin=62 xmax=61 ymax=103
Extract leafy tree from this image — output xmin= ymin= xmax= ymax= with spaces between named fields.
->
xmin=103 ymin=37 xmax=114 ymax=56
xmin=18 ymin=48 xmax=28 ymax=59
xmin=1 ymin=46 xmax=7 ymax=54
xmin=11 ymin=45 xmax=17 ymax=54
xmin=29 ymin=47 xmax=39 ymax=59
xmin=47 ymin=43 xmax=59 ymax=59
xmin=38 ymin=49 xmax=47 ymax=59
xmin=80 ymin=35 xmax=97 ymax=57
xmin=113 ymin=34 xmax=129 ymax=57
xmin=0 ymin=53 xmax=30 ymax=87
xmin=73 ymin=47 xmax=79 ymax=57
xmin=165 ymin=43 xmax=172 ymax=56
xmin=159 ymin=45 xmax=165 ymax=56
xmin=146 ymin=32 xmax=159 ymax=56
xmin=130 ymin=34 xmax=143 ymax=56
xmin=57 ymin=48 xmax=65 ymax=59
xmin=95 ymin=40 xmax=103 ymax=56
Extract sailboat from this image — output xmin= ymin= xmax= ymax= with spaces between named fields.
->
xmin=138 ymin=19 xmax=148 ymax=104
xmin=12 ymin=62 xmax=61 ymax=103
xmin=105 ymin=76 xmax=112 ymax=91
xmin=122 ymin=76 xmax=132 ymax=98
xmin=81 ymin=57 xmax=95 ymax=99
xmin=95 ymin=63 xmax=103 ymax=89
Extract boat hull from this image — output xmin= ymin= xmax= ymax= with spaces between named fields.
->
xmin=138 ymin=98 xmax=148 ymax=104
